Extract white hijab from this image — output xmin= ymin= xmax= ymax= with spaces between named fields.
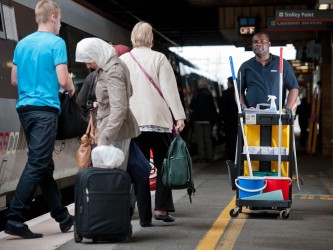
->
xmin=75 ymin=37 xmax=116 ymax=70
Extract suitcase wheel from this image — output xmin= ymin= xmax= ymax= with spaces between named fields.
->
xmin=74 ymin=224 xmax=83 ymax=243
xmin=74 ymin=234 xmax=83 ymax=243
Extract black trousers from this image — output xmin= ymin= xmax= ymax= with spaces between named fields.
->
xmin=134 ymin=132 xmax=175 ymax=224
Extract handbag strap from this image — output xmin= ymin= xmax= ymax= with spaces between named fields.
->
xmin=129 ymin=51 xmax=178 ymax=127
xmin=129 ymin=52 xmax=164 ymax=100
xmin=85 ymin=111 xmax=93 ymax=134
xmin=86 ymin=108 xmax=97 ymax=136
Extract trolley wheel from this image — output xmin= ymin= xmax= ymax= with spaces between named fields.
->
xmin=74 ymin=224 xmax=82 ymax=243
xmin=279 ymin=210 xmax=290 ymax=219
xmin=229 ymin=207 xmax=240 ymax=218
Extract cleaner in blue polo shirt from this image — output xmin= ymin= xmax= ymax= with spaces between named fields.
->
xmin=237 ymin=32 xmax=299 ymax=111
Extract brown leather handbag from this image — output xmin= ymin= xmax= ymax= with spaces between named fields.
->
xmin=76 ymin=110 xmax=98 ymax=170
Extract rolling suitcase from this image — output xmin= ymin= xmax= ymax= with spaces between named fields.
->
xmin=74 ymin=167 xmax=132 ymax=243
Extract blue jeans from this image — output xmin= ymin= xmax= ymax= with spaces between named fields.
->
xmin=7 ymin=110 xmax=69 ymax=223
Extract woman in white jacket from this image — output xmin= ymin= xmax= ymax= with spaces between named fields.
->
xmin=120 ymin=21 xmax=186 ymax=227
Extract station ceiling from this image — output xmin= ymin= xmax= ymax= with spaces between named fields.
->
xmin=77 ymin=0 xmax=320 ymax=48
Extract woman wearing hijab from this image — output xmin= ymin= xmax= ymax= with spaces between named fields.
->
xmin=76 ymin=44 xmax=131 ymax=121
xmin=75 ymin=38 xmax=140 ymax=170
xmin=120 ymin=21 xmax=186 ymax=227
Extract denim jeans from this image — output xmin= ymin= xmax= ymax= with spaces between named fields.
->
xmin=7 ymin=110 xmax=69 ymax=223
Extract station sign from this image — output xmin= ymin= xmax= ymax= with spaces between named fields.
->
xmin=267 ymin=17 xmax=331 ymax=31
xmin=275 ymin=10 xmax=333 ymax=22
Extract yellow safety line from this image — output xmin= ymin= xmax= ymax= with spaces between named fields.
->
xmin=196 ymin=192 xmax=333 ymax=249
xmin=216 ymin=213 xmax=247 ymax=250
xmin=196 ymin=196 xmax=236 ymax=250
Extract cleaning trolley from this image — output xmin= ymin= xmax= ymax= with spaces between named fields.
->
xmin=227 ymin=50 xmax=296 ymax=219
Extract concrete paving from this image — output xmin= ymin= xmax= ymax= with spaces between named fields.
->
xmin=0 ymin=145 xmax=332 ymax=250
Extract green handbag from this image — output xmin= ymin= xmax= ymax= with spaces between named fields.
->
xmin=162 ymin=135 xmax=196 ymax=202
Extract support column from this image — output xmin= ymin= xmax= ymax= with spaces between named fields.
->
xmin=319 ymin=31 xmax=332 ymax=158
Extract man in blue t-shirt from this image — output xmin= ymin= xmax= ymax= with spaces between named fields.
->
xmin=5 ymin=0 xmax=75 ymax=239
xmin=237 ymin=32 xmax=299 ymax=110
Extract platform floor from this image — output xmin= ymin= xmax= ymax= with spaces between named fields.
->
xmin=1 ymin=145 xmax=333 ymax=250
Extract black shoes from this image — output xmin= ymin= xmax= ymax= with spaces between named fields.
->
xmin=60 ymin=215 xmax=74 ymax=233
xmin=154 ymin=213 xmax=175 ymax=223
xmin=4 ymin=221 xmax=43 ymax=239
xmin=5 ymin=215 xmax=74 ymax=238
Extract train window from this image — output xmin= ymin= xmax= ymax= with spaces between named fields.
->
xmin=0 ymin=4 xmax=5 ymax=39
xmin=2 ymin=4 xmax=18 ymax=41
xmin=59 ymin=23 xmax=93 ymax=93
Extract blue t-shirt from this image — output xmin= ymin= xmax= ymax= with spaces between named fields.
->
xmin=237 ymin=54 xmax=299 ymax=109
xmin=13 ymin=31 xmax=68 ymax=110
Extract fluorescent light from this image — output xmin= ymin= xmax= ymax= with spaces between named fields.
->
xmin=319 ymin=4 xmax=329 ymax=9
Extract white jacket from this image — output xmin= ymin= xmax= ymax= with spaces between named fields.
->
xmin=120 ymin=47 xmax=186 ymax=131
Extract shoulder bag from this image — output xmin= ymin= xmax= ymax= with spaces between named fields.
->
xmin=76 ymin=109 xmax=98 ymax=170
xmin=126 ymin=140 xmax=151 ymax=185
xmin=57 ymin=91 xmax=88 ymax=140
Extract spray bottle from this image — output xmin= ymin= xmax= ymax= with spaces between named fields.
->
xmin=267 ymin=95 xmax=277 ymax=111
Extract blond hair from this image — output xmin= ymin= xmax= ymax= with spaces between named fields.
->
xmin=131 ymin=21 xmax=153 ymax=48
xmin=35 ymin=0 xmax=61 ymax=24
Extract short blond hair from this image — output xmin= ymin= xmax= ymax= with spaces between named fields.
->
xmin=35 ymin=0 xmax=61 ymax=24
xmin=131 ymin=21 xmax=153 ymax=48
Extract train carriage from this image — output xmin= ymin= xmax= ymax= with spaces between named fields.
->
xmin=0 ymin=0 xmax=223 ymax=215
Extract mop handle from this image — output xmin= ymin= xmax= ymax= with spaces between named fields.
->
xmin=278 ymin=48 xmax=283 ymax=177
xmin=229 ymin=56 xmax=242 ymax=113
xmin=279 ymin=48 xmax=283 ymax=115
xmin=229 ymin=56 xmax=253 ymax=177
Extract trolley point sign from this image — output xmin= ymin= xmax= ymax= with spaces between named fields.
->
xmin=275 ymin=10 xmax=333 ymax=22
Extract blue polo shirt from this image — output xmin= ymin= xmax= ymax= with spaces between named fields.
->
xmin=13 ymin=31 xmax=68 ymax=110
xmin=237 ymin=54 xmax=298 ymax=109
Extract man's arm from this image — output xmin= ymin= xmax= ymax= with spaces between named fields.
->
xmin=56 ymin=64 xmax=75 ymax=97
xmin=286 ymin=88 xmax=299 ymax=110
xmin=11 ymin=65 xmax=18 ymax=87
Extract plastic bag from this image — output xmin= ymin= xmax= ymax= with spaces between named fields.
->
xmin=91 ymin=145 xmax=124 ymax=169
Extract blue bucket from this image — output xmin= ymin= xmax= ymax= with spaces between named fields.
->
xmin=235 ymin=176 xmax=266 ymax=199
